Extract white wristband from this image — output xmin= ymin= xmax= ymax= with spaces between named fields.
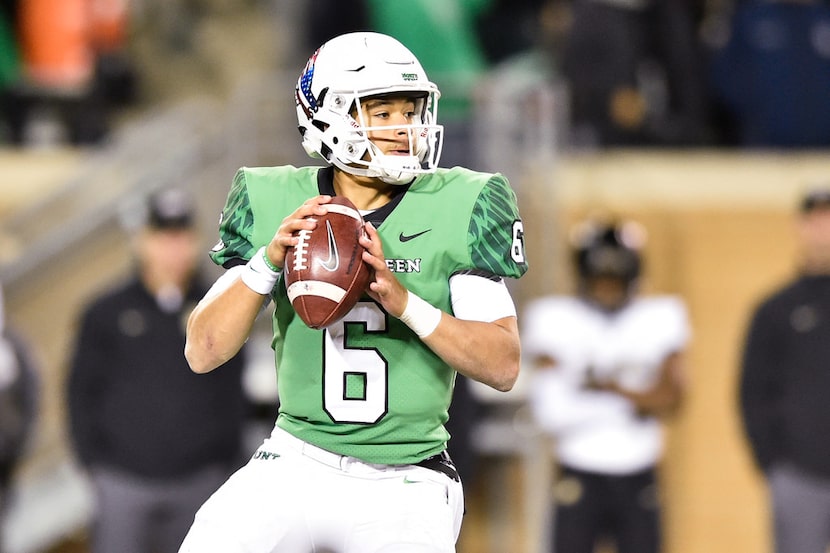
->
xmin=399 ymin=291 xmax=442 ymax=338
xmin=240 ymin=246 xmax=280 ymax=295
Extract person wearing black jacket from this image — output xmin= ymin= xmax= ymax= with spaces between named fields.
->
xmin=68 ymin=188 xmax=247 ymax=553
xmin=739 ymin=187 xmax=830 ymax=553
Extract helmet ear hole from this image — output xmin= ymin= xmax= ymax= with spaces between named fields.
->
xmin=320 ymin=143 xmax=333 ymax=161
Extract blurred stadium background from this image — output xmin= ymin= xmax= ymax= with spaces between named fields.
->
xmin=1 ymin=1 xmax=827 ymax=552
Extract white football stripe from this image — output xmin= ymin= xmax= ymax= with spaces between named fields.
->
xmin=286 ymin=280 xmax=347 ymax=303
xmin=326 ymin=204 xmax=362 ymax=221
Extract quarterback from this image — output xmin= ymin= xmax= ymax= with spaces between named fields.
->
xmin=178 ymin=32 xmax=528 ymax=553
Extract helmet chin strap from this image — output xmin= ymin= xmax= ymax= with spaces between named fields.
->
xmin=332 ymin=137 xmax=421 ymax=185
xmin=367 ymin=142 xmax=421 ymax=184
xmin=331 ymin=156 xmax=418 ymax=186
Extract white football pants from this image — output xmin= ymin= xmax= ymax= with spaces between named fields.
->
xmin=178 ymin=426 xmax=464 ymax=553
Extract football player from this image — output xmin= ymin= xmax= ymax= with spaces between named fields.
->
xmin=522 ymin=219 xmax=689 ymax=553
xmin=178 ymin=32 xmax=528 ymax=553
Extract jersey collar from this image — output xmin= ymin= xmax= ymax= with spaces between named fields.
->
xmin=316 ymin=166 xmax=410 ymax=228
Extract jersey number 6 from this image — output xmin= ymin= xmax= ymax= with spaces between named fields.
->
xmin=322 ymin=302 xmax=389 ymax=424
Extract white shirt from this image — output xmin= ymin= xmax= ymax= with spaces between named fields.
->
xmin=522 ymin=295 xmax=690 ymax=474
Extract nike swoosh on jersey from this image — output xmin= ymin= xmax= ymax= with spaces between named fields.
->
xmin=399 ymin=229 xmax=432 ymax=242
xmin=315 ymin=221 xmax=340 ymax=272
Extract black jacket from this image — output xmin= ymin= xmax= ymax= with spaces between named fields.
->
xmin=739 ymin=274 xmax=830 ymax=478
xmin=68 ymin=276 xmax=247 ymax=479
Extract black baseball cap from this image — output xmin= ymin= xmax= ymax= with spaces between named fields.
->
xmin=147 ymin=188 xmax=194 ymax=229
xmin=801 ymin=188 xmax=830 ymax=213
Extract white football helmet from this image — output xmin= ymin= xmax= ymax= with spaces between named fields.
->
xmin=295 ymin=32 xmax=443 ymax=185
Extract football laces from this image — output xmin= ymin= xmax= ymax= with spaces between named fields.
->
xmin=292 ymin=228 xmax=312 ymax=271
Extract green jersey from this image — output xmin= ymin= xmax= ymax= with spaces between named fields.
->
xmin=210 ymin=165 xmax=527 ymax=464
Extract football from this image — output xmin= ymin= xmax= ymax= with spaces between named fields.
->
xmin=284 ymin=196 xmax=371 ymax=329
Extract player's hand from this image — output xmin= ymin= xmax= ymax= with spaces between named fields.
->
xmin=265 ymin=195 xmax=332 ymax=270
xmin=360 ymin=222 xmax=408 ymax=317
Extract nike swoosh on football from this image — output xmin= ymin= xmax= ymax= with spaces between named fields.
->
xmin=315 ymin=220 xmax=340 ymax=272
xmin=399 ymin=229 xmax=432 ymax=242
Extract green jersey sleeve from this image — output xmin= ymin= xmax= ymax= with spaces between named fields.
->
xmin=210 ymin=169 xmax=258 ymax=268
xmin=468 ymin=173 xmax=528 ymax=279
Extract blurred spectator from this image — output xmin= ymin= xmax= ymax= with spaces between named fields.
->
xmin=738 ymin=188 xmax=830 ymax=553
xmin=89 ymin=0 xmax=138 ymax=108
xmin=67 ymin=188 xmax=248 ymax=553
xmin=0 ymin=285 xmax=39 ymax=553
xmin=1 ymin=0 xmax=137 ymax=146
xmin=18 ymin=0 xmax=93 ymax=91
xmin=555 ymin=0 xmax=710 ymax=148
xmin=8 ymin=0 xmax=104 ymax=145
xmin=709 ymin=0 xmax=830 ymax=148
xmin=523 ymin=219 xmax=690 ymax=553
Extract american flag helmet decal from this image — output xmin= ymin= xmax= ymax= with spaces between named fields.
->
xmin=296 ymin=48 xmax=320 ymax=118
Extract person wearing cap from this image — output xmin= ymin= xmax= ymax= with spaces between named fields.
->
xmin=522 ymin=218 xmax=690 ymax=553
xmin=738 ymin=188 xmax=830 ymax=553
xmin=67 ymin=188 xmax=248 ymax=553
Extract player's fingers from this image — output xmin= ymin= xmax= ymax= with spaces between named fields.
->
xmin=361 ymin=220 xmax=377 ymax=240
xmin=280 ymin=196 xmax=329 ymax=233
xmin=361 ymin=248 xmax=386 ymax=273
xmin=300 ymin=194 xmax=331 ymax=210
xmin=360 ymin=222 xmax=385 ymax=257
xmin=286 ymin=216 xmax=317 ymax=236
xmin=360 ymin=238 xmax=388 ymax=276
xmin=303 ymin=194 xmax=332 ymax=206
xmin=296 ymin=195 xmax=331 ymax=219
xmin=279 ymin=196 xmax=332 ymax=238
xmin=266 ymin=197 xmax=330 ymax=267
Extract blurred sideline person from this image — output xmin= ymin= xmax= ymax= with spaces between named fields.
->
xmin=556 ymin=0 xmax=709 ymax=148
xmin=0 ymin=285 xmax=39 ymax=553
xmin=178 ymin=31 xmax=528 ymax=553
xmin=739 ymin=188 xmax=830 ymax=553
xmin=67 ymin=188 xmax=248 ymax=553
xmin=523 ymin=219 xmax=689 ymax=553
